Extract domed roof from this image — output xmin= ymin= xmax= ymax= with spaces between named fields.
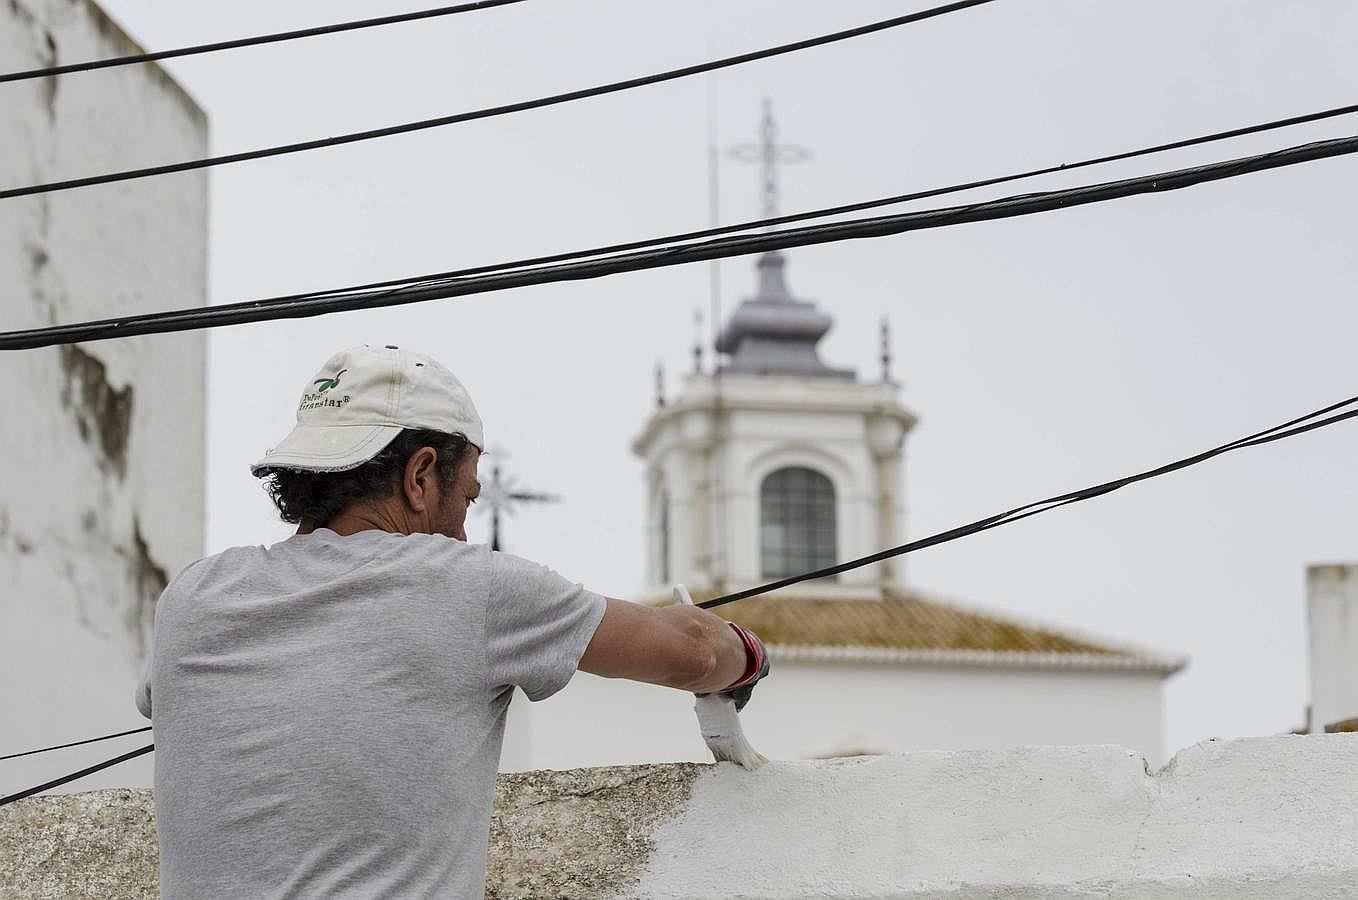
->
xmin=715 ymin=251 xmax=854 ymax=379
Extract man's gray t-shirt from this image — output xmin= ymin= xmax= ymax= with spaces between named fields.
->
xmin=136 ymin=528 xmax=606 ymax=899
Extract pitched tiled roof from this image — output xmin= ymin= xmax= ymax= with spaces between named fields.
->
xmin=694 ymin=587 xmax=1185 ymax=675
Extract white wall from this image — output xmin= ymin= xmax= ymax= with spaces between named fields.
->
xmin=0 ymin=0 xmax=207 ymax=794
xmin=1307 ymin=564 xmax=1358 ymax=732
xmin=634 ymin=735 xmax=1358 ymax=899
xmin=512 ymin=656 xmax=1167 ymax=772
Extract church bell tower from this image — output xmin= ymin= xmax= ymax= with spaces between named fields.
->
xmin=635 ymin=100 xmax=916 ymax=599
xmin=634 ymin=246 xmax=915 ymax=599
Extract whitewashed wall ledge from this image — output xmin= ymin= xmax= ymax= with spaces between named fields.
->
xmin=2 ymin=735 xmax=1357 ymax=899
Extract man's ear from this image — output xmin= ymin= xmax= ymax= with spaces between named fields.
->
xmin=402 ymin=446 xmax=440 ymax=512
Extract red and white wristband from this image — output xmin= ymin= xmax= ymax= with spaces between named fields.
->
xmin=722 ymin=623 xmax=766 ymax=692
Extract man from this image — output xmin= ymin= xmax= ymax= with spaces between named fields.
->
xmin=135 ymin=344 xmax=768 ymax=899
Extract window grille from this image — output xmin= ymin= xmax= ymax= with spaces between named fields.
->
xmin=760 ymin=466 xmax=836 ymax=579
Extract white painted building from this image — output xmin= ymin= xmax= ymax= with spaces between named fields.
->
xmin=0 ymin=0 xmax=207 ymax=793
xmin=1301 ymin=564 xmax=1358 ymax=735
xmin=514 ymin=248 xmax=1185 ymax=770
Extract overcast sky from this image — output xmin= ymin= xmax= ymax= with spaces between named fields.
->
xmin=90 ymin=0 xmax=1358 ymax=756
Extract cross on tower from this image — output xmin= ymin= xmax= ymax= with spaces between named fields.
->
xmin=477 ymin=458 xmax=559 ymax=552
xmin=727 ymin=97 xmax=810 ymax=221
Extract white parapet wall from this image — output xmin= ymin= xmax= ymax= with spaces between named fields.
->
xmin=2 ymin=735 xmax=1356 ymax=899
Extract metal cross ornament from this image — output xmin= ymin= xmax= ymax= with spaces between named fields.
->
xmin=476 ymin=458 xmax=559 ymax=552
xmin=727 ymin=96 xmax=810 ymax=221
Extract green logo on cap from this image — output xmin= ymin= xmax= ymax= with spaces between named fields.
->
xmin=313 ymin=369 xmax=347 ymax=394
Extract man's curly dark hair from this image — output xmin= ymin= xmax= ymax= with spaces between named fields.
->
xmin=255 ymin=429 xmax=474 ymax=527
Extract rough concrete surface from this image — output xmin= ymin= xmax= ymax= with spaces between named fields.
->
xmin=4 ymin=738 xmax=1358 ymax=898
xmin=0 ymin=789 xmax=156 ymax=900
xmin=0 ymin=766 xmax=701 ymax=900
xmin=488 ymin=764 xmax=701 ymax=899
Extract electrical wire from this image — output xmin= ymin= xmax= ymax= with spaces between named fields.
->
xmin=0 ymin=726 xmax=151 ymax=761
xmin=0 ymin=0 xmax=528 ymax=85
xmin=0 ymin=744 xmax=154 ymax=807
xmin=3 ymin=131 xmax=1356 ymax=352
xmin=699 ymin=394 xmax=1358 ymax=608
xmin=8 ymin=389 xmax=1358 ymax=804
xmin=157 ymin=99 xmax=1358 ymax=318
xmin=0 ymin=0 xmax=999 ymax=201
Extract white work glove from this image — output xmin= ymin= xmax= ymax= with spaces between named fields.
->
xmin=674 ymin=584 xmax=769 ymax=771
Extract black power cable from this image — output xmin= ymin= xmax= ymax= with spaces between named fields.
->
xmin=7 ymin=390 xmax=1357 ymax=804
xmin=3 ymin=131 xmax=1356 ymax=352
xmin=0 ymin=744 xmax=154 ymax=807
xmin=75 ymin=99 xmax=1353 ymax=331
xmin=0 ymin=0 xmax=999 ymax=201
xmin=0 ymin=726 xmax=151 ymax=761
xmin=201 ymin=100 xmax=1358 ymax=314
xmin=699 ymin=395 xmax=1358 ymax=608
xmin=0 ymin=0 xmax=528 ymax=85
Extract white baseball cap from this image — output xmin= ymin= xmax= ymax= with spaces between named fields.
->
xmin=251 ymin=344 xmax=485 ymax=475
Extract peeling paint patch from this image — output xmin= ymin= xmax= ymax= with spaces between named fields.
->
xmin=0 ymin=507 xmax=35 ymax=555
xmin=8 ymin=0 xmax=35 ymax=26
xmin=130 ymin=516 xmax=168 ymax=659
xmin=40 ymin=30 xmax=57 ymax=119
xmin=7 ymin=0 xmax=58 ymax=119
xmin=27 ymin=198 xmax=57 ymax=324
xmin=26 ymin=243 xmax=48 ymax=271
xmin=59 ymin=345 xmax=133 ymax=478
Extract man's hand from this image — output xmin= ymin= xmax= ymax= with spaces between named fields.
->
xmin=674 ymin=585 xmax=769 ymax=770
xmin=721 ymin=624 xmax=769 ymax=711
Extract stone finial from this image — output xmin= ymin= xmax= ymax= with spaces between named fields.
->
xmin=880 ymin=317 xmax=892 ymax=382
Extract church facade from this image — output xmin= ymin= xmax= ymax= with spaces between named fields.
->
xmin=509 ymin=247 xmax=1185 ymax=771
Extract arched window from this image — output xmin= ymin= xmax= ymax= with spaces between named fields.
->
xmin=760 ymin=466 xmax=836 ymax=578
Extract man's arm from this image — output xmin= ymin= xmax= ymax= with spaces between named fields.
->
xmin=578 ymin=598 xmax=750 ymax=694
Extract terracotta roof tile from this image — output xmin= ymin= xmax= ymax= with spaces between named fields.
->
xmin=690 ymin=587 xmax=1185 ymax=674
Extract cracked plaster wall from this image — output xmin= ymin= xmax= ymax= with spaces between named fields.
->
xmin=0 ymin=0 xmax=206 ymax=796
xmin=3 ymin=737 xmax=1357 ymax=899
